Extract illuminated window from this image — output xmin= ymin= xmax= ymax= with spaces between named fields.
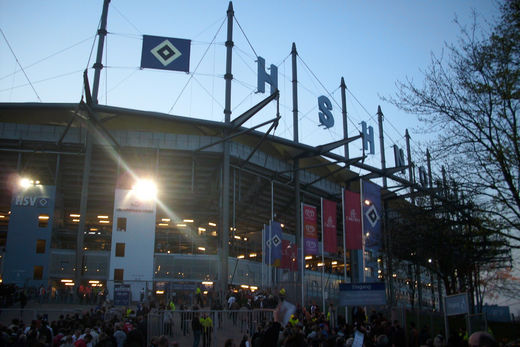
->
xmin=115 ymin=243 xmax=125 ymax=257
xmin=114 ymin=269 xmax=124 ymax=282
xmin=38 ymin=215 xmax=49 ymax=228
xmin=117 ymin=217 xmax=127 ymax=231
xmin=33 ymin=265 xmax=43 ymax=280
xmin=36 ymin=239 xmax=46 ymax=254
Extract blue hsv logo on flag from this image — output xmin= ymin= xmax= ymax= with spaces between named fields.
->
xmin=141 ymin=35 xmax=190 ymax=72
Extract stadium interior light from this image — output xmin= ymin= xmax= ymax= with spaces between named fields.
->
xmin=132 ymin=178 xmax=157 ymax=201
xmin=364 ymin=199 xmax=371 ymax=206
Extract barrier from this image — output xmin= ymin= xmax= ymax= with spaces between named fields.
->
xmin=147 ymin=309 xmax=274 ymax=346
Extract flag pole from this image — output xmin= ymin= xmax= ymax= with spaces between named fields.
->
xmin=320 ymin=198 xmax=325 ymax=312
xmin=300 ymin=202 xmax=305 ymax=308
xmin=342 ymin=188 xmax=347 ymax=283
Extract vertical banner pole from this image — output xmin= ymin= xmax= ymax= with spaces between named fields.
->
xmin=321 ymin=198 xmax=325 ymax=312
xmin=301 ymin=202 xmax=305 ymax=308
xmin=342 ymin=188 xmax=347 ymax=283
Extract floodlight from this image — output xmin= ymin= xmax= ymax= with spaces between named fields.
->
xmin=132 ymin=178 xmax=157 ymax=201
xmin=19 ymin=178 xmax=32 ymax=188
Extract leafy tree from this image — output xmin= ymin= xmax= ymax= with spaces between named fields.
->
xmin=387 ymin=0 xmax=520 ymax=247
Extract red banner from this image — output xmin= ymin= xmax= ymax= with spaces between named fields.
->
xmin=281 ymin=239 xmax=298 ymax=271
xmin=303 ymin=204 xmax=318 ymax=255
xmin=344 ymin=190 xmax=362 ymax=250
xmin=321 ymin=199 xmax=337 ymax=253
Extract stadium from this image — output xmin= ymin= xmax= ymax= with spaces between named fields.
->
xmin=0 ymin=1 xmax=440 ymax=311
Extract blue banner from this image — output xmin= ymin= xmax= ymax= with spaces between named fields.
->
xmin=141 ymin=35 xmax=190 ymax=72
xmin=362 ymin=180 xmax=382 ymax=250
xmin=264 ymin=221 xmax=282 ymax=266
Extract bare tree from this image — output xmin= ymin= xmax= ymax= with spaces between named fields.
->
xmin=387 ymin=0 xmax=520 ymax=247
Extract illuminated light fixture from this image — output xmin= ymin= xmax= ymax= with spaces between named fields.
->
xmin=240 ymin=285 xmax=249 ymax=289
xmin=305 ymin=264 xmax=309 ymax=268
xmin=162 ymin=218 xmax=171 ymax=222
xmin=167 ymin=250 xmax=171 ymax=254
xmin=250 ymin=286 xmax=258 ymax=291
xmin=234 ymin=235 xmax=241 ymax=240
xmin=132 ymin=178 xmax=157 ymax=201
xmin=72 ymin=219 xmax=80 ymax=222
xmin=38 ymin=215 xmax=49 ymax=220
xmin=202 ymin=281 xmax=213 ymax=286
xmin=249 ymin=253 xmax=257 ymax=258
xmin=364 ymin=267 xmax=369 ymax=271
xmin=19 ymin=178 xmax=33 ymax=188
xmin=98 ymin=215 xmax=109 ymax=219
xmin=305 ymin=256 xmax=313 ymax=260
xmin=88 ymin=280 xmax=100 ymax=284
xmin=208 ymin=222 xmax=216 ymax=227
xmin=281 ymin=224 xmax=285 ymax=228
xmin=392 ymin=273 xmax=397 ymax=278
xmin=183 ymin=219 xmax=194 ymax=223
xmin=377 ymin=258 xmax=382 ymax=263
xmin=243 ymin=237 xmax=248 ymax=241
xmin=60 ymin=279 xmax=73 ymax=283
xmin=198 ymin=247 xmax=206 ymax=251
xmin=84 ymin=247 xmax=88 ymax=250
xmin=35 ymin=180 xmax=40 ymax=185
xmin=428 ymin=258 xmax=432 ymax=263
xmin=211 ymin=231 xmax=217 ymax=237
xmin=378 ymin=270 xmax=382 ymax=273
xmin=198 ymin=227 xmax=206 ymax=232
xmin=64 ymin=282 xmax=75 ymax=286
xmin=99 ymin=220 xmax=110 ymax=224
xmin=90 ymin=228 xmax=98 ymax=231
xmin=364 ymin=199 xmax=371 ymax=206
xmin=0 ymin=215 xmax=4 ymax=219
xmin=331 ymin=261 xmax=338 ymax=265
xmin=158 ymin=223 xmax=168 ymax=226
xmin=203 ymin=291 xmax=208 ymax=295
xmin=156 ymin=290 xmax=165 ymax=295
xmin=237 ymin=255 xmax=245 ymax=259
xmin=317 ymin=262 xmax=324 ymax=267
xmin=176 ymin=223 xmax=186 ymax=227
xmin=366 ymin=232 xmax=370 ymax=237
xmin=70 ymin=213 xmax=80 ymax=218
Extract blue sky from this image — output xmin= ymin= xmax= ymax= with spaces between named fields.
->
xmin=2 ymin=1 xmax=518 ymax=313
xmin=0 ymin=0 xmax=500 ymax=172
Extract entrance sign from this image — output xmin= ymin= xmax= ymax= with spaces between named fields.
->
xmin=339 ymin=282 xmax=386 ymax=306
xmin=445 ymin=293 xmax=469 ymax=316
xmin=114 ymin=284 xmax=131 ymax=306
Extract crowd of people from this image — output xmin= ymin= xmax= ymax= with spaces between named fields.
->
xmin=0 ymin=286 xmax=518 ymax=347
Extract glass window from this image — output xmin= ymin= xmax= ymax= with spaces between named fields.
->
xmin=36 ymin=239 xmax=46 ymax=254
xmin=38 ymin=215 xmax=49 ymax=228
xmin=117 ymin=217 xmax=127 ymax=231
xmin=114 ymin=268 xmax=124 ymax=281
xmin=33 ymin=265 xmax=43 ymax=280
xmin=115 ymin=243 xmax=125 ymax=257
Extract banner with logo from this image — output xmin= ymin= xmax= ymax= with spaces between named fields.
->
xmin=141 ymin=35 xmax=191 ymax=72
xmin=361 ymin=180 xmax=382 ymax=250
xmin=344 ymin=190 xmax=362 ymax=250
xmin=302 ymin=203 xmax=318 ymax=255
xmin=321 ymin=199 xmax=337 ymax=254
xmin=263 ymin=221 xmax=282 ymax=266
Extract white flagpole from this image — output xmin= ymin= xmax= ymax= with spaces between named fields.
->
xmin=269 ymin=220 xmax=272 ymax=287
xmin=262 ymin=224 xmax=265 ymax=288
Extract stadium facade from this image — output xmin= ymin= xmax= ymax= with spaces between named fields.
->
xmin=0 ymin=1 xmax=442 ymax=309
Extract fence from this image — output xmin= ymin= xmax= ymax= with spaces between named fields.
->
xmin=147 ymin=309 xmax=274 ymax=346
